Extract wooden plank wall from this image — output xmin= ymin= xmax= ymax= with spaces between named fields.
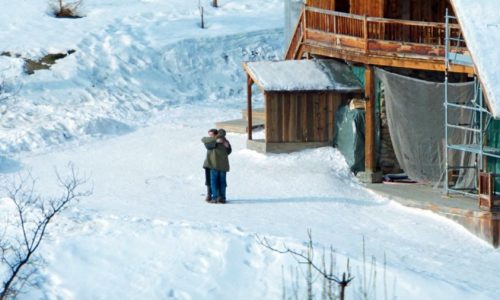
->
xmin=350 ymin=0 xmax=384 ymax=17
xmin=308 ymin=0 xmax=452 ymax=21
xmin=384 ymin=0 xmax=453 ymax=22
xmin=307 ymin=0 xmax=334 ymax=10
xmin=265 ymin=92 xmax=343 ymax=143
xmin=308 ymin=0 xmax=385 ymax=17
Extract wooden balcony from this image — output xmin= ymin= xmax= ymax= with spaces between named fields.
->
xmin=286 ymin=6 xmax=474 ymax=74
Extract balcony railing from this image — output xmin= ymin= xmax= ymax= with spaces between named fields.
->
xmin=286 ymin=6 xmax=470 ymax=72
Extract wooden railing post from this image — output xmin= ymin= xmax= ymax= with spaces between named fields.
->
xmin=363 ymin=14 xmax=369 ymax=52
xmin=333 ymin=13 xmax=337 ymax=34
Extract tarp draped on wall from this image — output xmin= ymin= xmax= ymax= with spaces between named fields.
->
xmin=375 ymin=68 xmax=475 ymax=185
xmin=332 ymin=105 xmax=365 ymax=174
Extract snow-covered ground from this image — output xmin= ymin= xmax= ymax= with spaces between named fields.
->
xmin=1 ymin=1 xmax=500 ymax=299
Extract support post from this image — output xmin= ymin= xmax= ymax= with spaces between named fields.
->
xmin=357 ymin=65 xmax=382 ymax=183
xmin=365 ymin=65 xmax=376 ymax=172
xmin=247 ymin=74 xmax=253 ymax=140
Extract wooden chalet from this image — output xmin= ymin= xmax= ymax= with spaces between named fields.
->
xmin=281 ymin=0 xmax=474 ymax=180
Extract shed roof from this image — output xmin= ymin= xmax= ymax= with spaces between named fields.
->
xmin=452 ymin=0 xmax=500 ymax=118
xmin=244 ymin=59 xmax=362 ymax=92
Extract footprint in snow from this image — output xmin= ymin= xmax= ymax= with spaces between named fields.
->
xmin=145 ymin=175 xmax=166 ymax=185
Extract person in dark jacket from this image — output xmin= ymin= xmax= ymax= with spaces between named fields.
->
xmin=202 ymin=128 xmax=231 ymax=203
xmin=202 ymin=129 xmax=218 ymax=202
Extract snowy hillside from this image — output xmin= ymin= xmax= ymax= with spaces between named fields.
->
xmin=1 ymin=0 xmax=500 ymax=299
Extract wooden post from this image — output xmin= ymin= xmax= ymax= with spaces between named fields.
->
xmin=363 ymin=14 xmax=368 ymax=52
xmin=247 ymin=74 xmax=253 ymax=140
xmin=333 ymin=12 xmax=337 ymax=35
xmin=200 ymin=6 xmax=204 ymax=29
xmin=365 ymin=65 xmax=376 ymax=172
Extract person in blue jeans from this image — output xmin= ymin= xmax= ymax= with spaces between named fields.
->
xmin=202 ymin=128 xmax=218 ymax=202
xmin=201 ymin=129 xmax=231 ymax=203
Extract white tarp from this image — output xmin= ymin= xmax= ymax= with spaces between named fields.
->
xmin=452 ymin=0 xmax=500 ymax=119
xmin=245 ymin=59 xmax=362 ymax=92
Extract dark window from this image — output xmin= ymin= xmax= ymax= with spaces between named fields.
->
xmin=335 ymin=0 xmax=350 ymax=13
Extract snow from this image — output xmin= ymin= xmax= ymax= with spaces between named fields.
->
xmin=452 ymin=0 xmax=500 ymax=118
xmin=245 ymin=59 xmax=362 ymax=92
xmin=0 ymin=0 xmax=499 ymax=299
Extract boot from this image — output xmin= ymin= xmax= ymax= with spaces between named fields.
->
xmin=216 ymin=197 xmax=226 ymax=204
xmin=205 ymin=186 xmax=212 ymax=202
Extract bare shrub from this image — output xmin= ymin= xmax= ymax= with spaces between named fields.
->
xmin=50 ymin=0 xmax=84 ymax=19
xmin=257 ymin=230 xmax=353 ymax=300
xmin=257 ymin=232 xmax=397 ymax=300
xmin=0 ymin=164 xmax=91 ymax=299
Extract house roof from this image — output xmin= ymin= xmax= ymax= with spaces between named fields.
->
xmin=452 ymin=0 xmax=500 ymax=118
xmin=244 ymin=59 xmax=362 ymax=92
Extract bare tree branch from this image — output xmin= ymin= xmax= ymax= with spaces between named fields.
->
xmin=256 ymin=233 xmax=354 ymax=285
xmin=256 ymin=231 xmax=354 ymax=300
xmin=0 ymin=164 xmax=91 ymax=299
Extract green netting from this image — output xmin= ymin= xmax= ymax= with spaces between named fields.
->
xmin=487 ymin=119 xmax=500 ymax=188
xmin=350 ymin=65 xmax=366 ymax=87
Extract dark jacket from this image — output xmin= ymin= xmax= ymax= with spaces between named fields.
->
xmin=202 ymin=132 xmax=231 ymax=172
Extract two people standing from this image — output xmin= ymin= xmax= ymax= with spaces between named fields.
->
xmin=202 ymin=128 xmax=231 ymax=204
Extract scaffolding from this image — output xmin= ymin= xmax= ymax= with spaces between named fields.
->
xmin=444 ymin=10 xmax=500 ymax=198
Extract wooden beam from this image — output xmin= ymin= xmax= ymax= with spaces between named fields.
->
xmin=247 ymin=74 xmax=253 ymax=140
xmin=364 ymin=65 xmax=376 ymax=172
xmin=301 ymin=43 xmax=474 ymax=74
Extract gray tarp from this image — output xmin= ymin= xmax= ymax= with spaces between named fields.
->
xmin=375 ymin=68 xmax=475 ymax=185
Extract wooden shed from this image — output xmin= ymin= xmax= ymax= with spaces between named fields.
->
xmin=243 ymin=59 xmax=363 ymax=153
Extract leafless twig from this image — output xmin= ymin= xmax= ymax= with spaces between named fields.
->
xmin=0 ymin=164 xmax=91 ymax=299
xmin=256 ymin=230 xmax=353 ymax=300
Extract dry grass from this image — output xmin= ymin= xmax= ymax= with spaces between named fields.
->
xmin=51 ymin=0 xmax=84 ymax=19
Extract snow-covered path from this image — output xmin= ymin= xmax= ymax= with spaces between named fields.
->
xmin=0 ymin=0 xmax=499 ymax=299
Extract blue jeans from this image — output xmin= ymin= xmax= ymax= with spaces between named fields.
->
xmin=210 ymin=169 xmax=227 ymax=199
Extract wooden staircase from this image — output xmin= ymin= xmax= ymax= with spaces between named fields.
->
xmin=216 ymin=108 xmax=265 ymax=134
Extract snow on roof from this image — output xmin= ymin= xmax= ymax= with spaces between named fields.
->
xmin=245 ymin=59 xmax=362 ymax=92
xmin=452 ymin=0 xmax=500 ymax=118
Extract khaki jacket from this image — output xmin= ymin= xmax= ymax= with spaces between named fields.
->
xmin=202 ymin=136 xmax=231 ymax=172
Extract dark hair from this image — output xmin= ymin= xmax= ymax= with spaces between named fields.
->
xmin=208 ymin=128 xmax=219 ymax=135
xmin=217 ymin=128 xmax=226 ymax=137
